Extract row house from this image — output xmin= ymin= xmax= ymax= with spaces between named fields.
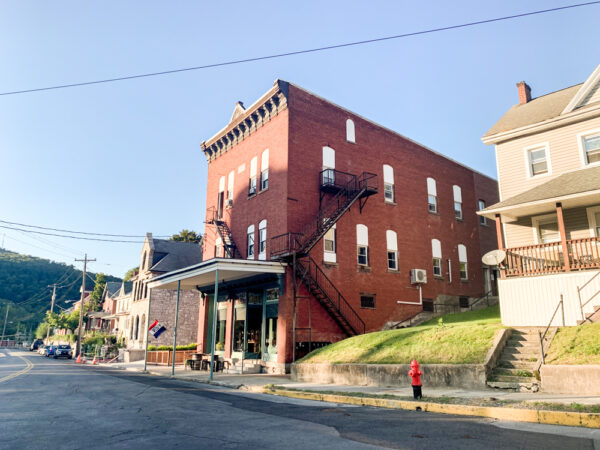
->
xmin=126 ymin=234 xmax=203 ymax=359
xmin=480 ymin=63 xmax=600 ymax=326
xmin=148 ymin=80 xmax=498 ymax=372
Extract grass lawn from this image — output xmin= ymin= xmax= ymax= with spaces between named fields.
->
xmin=298 ymin=305 xmax=502 ymax=365
xmin=545 ymin=322 xmax=600 ymax=365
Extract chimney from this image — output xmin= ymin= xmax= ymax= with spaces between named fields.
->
xmin=517 ymin=81 xmax=531 ymax=105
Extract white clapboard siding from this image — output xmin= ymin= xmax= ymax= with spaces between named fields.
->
xmin=498 ymin=270 xmax=600 ymax=326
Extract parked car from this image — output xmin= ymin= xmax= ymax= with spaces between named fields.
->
xmin=53 ymin=345 xmax=73 ymax=359
xmin=30 ymin=339 xmax=44 ymax=351
xmin=39 ymin=345 xmax=50 ymax=356
xmin=46 ymin=345 xmax=56 ymax=357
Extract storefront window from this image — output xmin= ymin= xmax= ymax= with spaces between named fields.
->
xmin=246 ymin=291 xmax=262 ymax=357
xmin=215 ymin=306 xmax=227 ymax=352
xmin=265 ymin=288 xmax=279 ymax=357
xmin=232 ymin=299 xmax=246 ymax=353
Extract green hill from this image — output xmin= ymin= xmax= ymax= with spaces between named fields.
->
xmin=0 ymin=249 xmax=121 ymax=339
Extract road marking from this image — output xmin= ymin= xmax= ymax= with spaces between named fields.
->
xmin=0 ymin=353 xmax=5 ymax=357
xmin=0 ymin=354 xmax=34 ymax=384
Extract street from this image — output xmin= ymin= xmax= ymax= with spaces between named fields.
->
xmin=0 ymin=349 xmax=596 ymax=449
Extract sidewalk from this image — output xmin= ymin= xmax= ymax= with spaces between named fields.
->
xmin=100 ymin=360 xmax=600 ymax=406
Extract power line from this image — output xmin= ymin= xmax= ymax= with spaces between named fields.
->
xmin=0 ymin=2 xmax=598 ymax=97
xmin=0 ymin=225 xmax=145 ymax=243
xmin=0 ymin=219 xmax=168 ymax=238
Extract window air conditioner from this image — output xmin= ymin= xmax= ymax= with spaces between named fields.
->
xmin=410 ymin=269 xmax=427 ymax=284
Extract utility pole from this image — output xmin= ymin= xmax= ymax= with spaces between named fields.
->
xmin=1 ymin=304 xmax=9 ymax=344
xmin=45 ymin=284 xmax=57 ymax=342
xmin=75 ymin=254 xmax=95 ymax=357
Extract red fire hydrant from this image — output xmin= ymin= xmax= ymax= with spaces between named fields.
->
xmin=408 ymin=360 xmax=423 ymax=400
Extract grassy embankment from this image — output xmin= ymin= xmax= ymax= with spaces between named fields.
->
xmin=299 ymin=305 xmax=502 ymax=365
xmin=545 ymin=322 xmax=600 ymax=364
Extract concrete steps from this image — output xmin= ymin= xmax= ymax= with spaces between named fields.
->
xmin=577 ymin=304 xmax=600 ymax=324
xmin=224 ymin=360 xmax=262 ymax=374
xmin=487 ymin=328 xmax=543 ymax=393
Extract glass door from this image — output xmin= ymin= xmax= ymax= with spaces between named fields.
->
xmin=245 ymin=290 xmax=263 ymax=359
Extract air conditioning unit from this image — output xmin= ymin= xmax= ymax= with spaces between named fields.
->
xmin=410 ymin=269 xmax=427 ymax=284
xmin=226 ymin=199 xmax=233 ymax=207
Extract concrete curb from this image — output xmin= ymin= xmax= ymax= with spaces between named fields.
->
xmin=259 ymin=388 xmax=600 ymax=429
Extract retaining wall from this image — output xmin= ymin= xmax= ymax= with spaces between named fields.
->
xmin=540 ymin=365 xmax=600 ymax=395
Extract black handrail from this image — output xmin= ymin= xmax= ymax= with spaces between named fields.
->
xmin=538 ymin=294 xmax=565 ymax=365
xmin=469 ymin=289 xmax=494 ymax=310
xmin=577 ymin=271 xmax=600 ymax=322
xmin=297 ymin=255 xmax=365 ymax=335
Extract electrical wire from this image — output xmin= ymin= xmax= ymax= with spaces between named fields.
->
xmin=0 ymin=219 xmax=169 ymax=238
xmin=0 ymin=2 xmax=598 ymax=96
xmin=0 ymin=225 xmax=145 ymax=243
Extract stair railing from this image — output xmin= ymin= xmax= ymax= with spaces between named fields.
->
xmin=538 ymin=294 xmax=565 ymax=365
xmin=469 ymin=289 xmax=494 ymax=310
xmin=296 ymin=256 xmax=365 ymax=335
xmin=577 ymin=271 xmax=600 ymax=322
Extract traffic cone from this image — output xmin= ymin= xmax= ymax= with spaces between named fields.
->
xmin=92 ymin=356 xmax=97 ymax=365
xmin=82 ymin=356 xmax=86 ymax=364
xmin=76 ymin=354 xmax=81 ymax=364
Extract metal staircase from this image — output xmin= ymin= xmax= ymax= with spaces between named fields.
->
xmin=271 ymin=170 xmax=377 ymax=258
xmin=205 ymin=207 xmax=242 ymax=259
xmin=296 ymin=255 xmax=365 ymax=336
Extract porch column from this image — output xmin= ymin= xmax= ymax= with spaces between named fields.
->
xmin=209 ymin=268 xmax=219 ymax=381
xmin=556 ymin=202 xmax=571 ymax=272
xmin=495 ymin=214 xmax=506 ymax=278
xmin=171 ymin=280 xmax=181 ymax=376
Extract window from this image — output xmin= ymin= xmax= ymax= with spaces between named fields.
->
xmin=227 ymin=170 xmax=234 ymax=205
xmin=427 ymin=178 xmax=437 ymax=213
xmin=586 ymin=206 xmax=600 ymax=237
xmin=458 ymin=244 xmax=468 ymax=281
xmin=258 ymin=219 xmax=267 ymax=260
xmin=323 ymin=225 xmax=337 ymax=263
xmin=432 ymin=239 xmax=442 ymax=277
xmin=322 ymin=146 xmax=335 ymax=186
xmin=346 ymin=119 xmax=355 ymax=143
xmin=527 ymin=146 xmax=549 ymax=176
xmin=356 ymin=224 xmax=369 ymax=266
xmin=532 ymin=214 xmax=560 ymax=244
xmin=582 ymin=133 xmax=600 ymax=165
xmin=215 ymin=306 xmax=227 ymax=352
xmin=249 ymin=156 xmax=257 ymax=196
xmin=383 ymin=164 xmax=394 ymax=203
xmin=478 ymin=200 xmax=486 ymax=225
xmin=260 ymin=149 xmax=269 ymax=191
xmin=218 ymin=176 xmax=225 ymax=218
xmin=215 ymin=237 xmax=223 ymax=258
xmin=360 ymin=294 xmax=375 ymax=309
xmin=386 ymin=230 xmax=398 ymax=270
xmin=247 ymin=225 xmax=255 ymax=259
xmin=453 ymin=185 xmax=462 ymax=220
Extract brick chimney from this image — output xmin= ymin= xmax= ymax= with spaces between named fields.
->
xmin=517 ymin=81 xmax=531 ymax=105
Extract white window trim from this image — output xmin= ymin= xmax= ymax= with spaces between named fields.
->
xmin=577 ymin=128 xmax=600 ymax=168
xmin=523 ymin=142 xmax=552 ymax=179
xmin=324 ymin=224 xmax=336 ymax=263
xmin=247 ymin=225 xmax=255 ymax=259
xmin=258 ymin=219 xmax=267 ymax=260
xmin=586 ymin=205 xmax=600 ymax=237
xmin=531 ymin=212 xmax=560 ymax=244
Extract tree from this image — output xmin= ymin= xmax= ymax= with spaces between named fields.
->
xmin=123 ymin=267 xmax=138 ymax=282
xmin=88 ymin=273 xmax=106 ymax=312
xmin=170 ymin=229 xmax=202 ymax=244
xmin=35 ymin=322 xmax=49 ymax=339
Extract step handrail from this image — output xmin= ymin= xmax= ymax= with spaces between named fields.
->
xmin=577 ymin=271 xmax=600 ymax=322
xmin=297 ymin=255 xmax=365 ymax=335
xmin=469 ymin=289 xmax=494 ymax=310
xmin=538 ymin=294 xmax=564 ymax=365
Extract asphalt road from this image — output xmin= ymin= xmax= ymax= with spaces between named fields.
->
xmin=0 ymin=349 xmax=597 ymax=449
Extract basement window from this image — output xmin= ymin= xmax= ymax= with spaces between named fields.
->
xmin=360 ymin=294 xmax=375 ymax=309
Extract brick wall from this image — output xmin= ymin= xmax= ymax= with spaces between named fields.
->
xmin=148 ymin=288 xmax=200 ymax=347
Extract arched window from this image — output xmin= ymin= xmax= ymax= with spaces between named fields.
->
xmin=386 ymin=230 xmax=398 ymax=270
xmin=227 ymin=170 xmax=235 ymax=204
xmin=431 ymin=239 xmax=442 ymax=277
xmin=453 ymin=185 xmax=463 ymax=220
xmin=258 ymin=220 xmax=267 ymax=260
xmin=356 ymin=224 xmax=369 ymax=266
xmin=427 ymin=178 xmax=437 ymax=213
xmin=134 ymin=316 xmax=139 ymax=340
xmin=322 ymin=146 xmax=335 ymax=186
xmin=458 ymin=244 xmax=468 ymax=280
xmin=247 ymin=224 xmax=255 ymax=259
xmin=383 ymin=165 xmax=394 ymax=203
xmin=346 ymin=119 xmax=355 ymax=143
xmin=218 ymin=176 xmax=225 ymax=218
xmin=249 ymin=156 xmax=258 ymax=196
xmin=261 ymin=149 xmax=269 ymax=191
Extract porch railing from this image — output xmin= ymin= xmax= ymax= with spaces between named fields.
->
xmin=504 ymin=237 xmax=600 ymax=277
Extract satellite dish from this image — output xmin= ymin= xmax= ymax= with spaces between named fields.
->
xmin=482 ymin=249 xmax=506 ymax=266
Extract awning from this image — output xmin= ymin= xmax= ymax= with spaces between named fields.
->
xmin=146 ymin=258 xmax=287 ymax=291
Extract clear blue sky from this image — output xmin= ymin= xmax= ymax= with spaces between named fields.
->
xmin=1 ymin=1 xmax=598 ymax=278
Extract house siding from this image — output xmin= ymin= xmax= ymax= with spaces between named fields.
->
xmin=495 ymin=115 xmax=600 ymax=201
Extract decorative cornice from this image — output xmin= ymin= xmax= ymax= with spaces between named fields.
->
xmin=201 ymin=80 xmax=290 ymax=163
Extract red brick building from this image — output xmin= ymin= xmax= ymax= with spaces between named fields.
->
xmin=149 ymin=80 xmax=498 ymax=373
